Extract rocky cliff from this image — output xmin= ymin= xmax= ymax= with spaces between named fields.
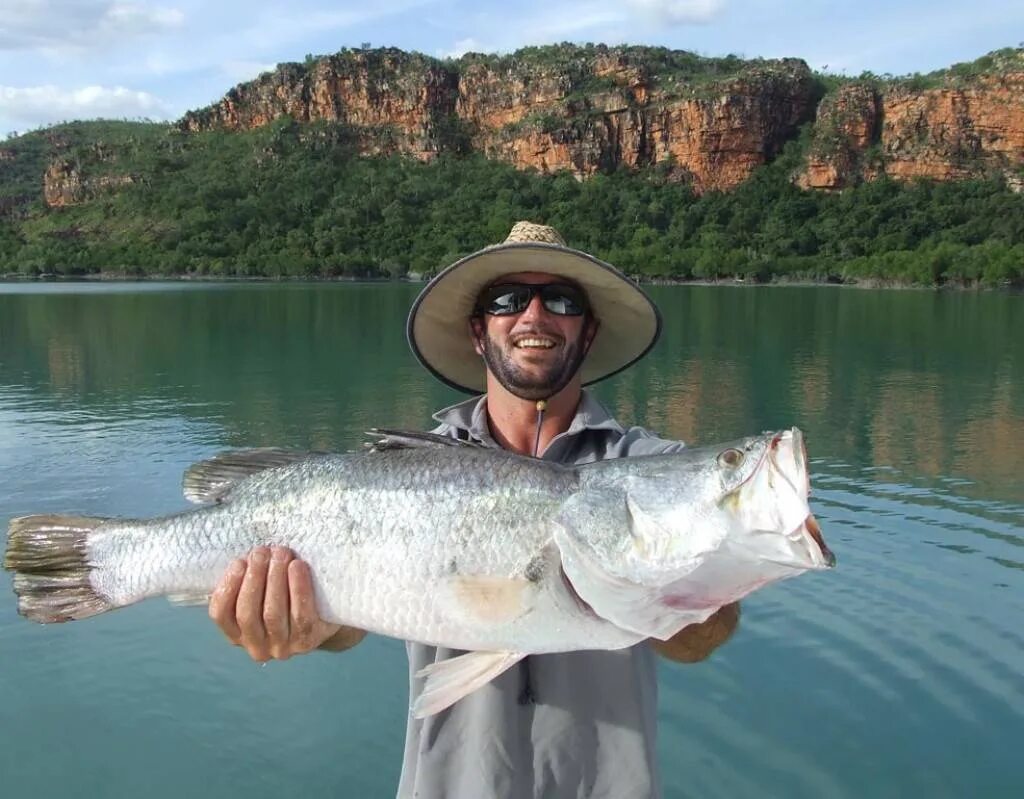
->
xmin=796 ymin=50 xmax=1024 ymax=190
xmin=182 ymin=50 xmax=459 ymax=161
xmin=43 ymin=161 xmax=136 ymax=208
xmin=42 ymin=141 xmax=137 ymax=208
xmin=181 ymin=45 xmax=1024 ymax=195
xmin=182 ymin=45 xmax=820 ymax=193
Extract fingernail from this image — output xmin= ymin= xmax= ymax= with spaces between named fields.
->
xmin=250 ymin=549 xmax=269 ymax=566
xmin=271 ymin=547 xmax=290 ymax=563
xmin=229 ymin=559 xmax=246 ymax=576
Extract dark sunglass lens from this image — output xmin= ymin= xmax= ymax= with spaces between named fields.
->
xmin=479 ymin=283 xmax=586 ymax=316
xmin=540 ymin=285 xmax=586 ymax=315
xmin=484 ymin=286 xmax=531 ymax=315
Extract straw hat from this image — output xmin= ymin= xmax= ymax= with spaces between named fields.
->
xmin=406 ymin=221 xmax=662 ymax=395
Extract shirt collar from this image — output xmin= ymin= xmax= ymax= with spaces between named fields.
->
xmin=431 ymin=389 xmax=625 ymax=443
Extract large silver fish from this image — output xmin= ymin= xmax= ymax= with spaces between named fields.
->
xmin=4 ymin=428 xmax=834 ymax=717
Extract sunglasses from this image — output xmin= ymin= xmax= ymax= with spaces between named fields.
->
xmin=476 ymin=283 xmax=588 ymax=317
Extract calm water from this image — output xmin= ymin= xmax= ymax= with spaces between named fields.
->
xmin=0 ymin=282 xmax=1021 ymax=798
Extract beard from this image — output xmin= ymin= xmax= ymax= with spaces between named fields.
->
xmin=481 ymin=327 xmax=587 ymax=401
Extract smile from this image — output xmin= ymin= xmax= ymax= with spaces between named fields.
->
xmin=513 ymin=337 xmax=556 ymax=349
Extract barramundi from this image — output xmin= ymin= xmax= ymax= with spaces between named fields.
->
xmin=4 ymin=428 xmax=834 ymax=717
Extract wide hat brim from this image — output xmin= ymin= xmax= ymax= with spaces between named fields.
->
xmin=407 ymin=241 xmax=662 ymax=394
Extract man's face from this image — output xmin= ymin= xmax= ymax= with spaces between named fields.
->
xmin=470 ymin=272 xmax=598 ymax=401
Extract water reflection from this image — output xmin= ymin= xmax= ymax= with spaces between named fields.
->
xmin=1 ymin=283 xmax=1021 ymax=502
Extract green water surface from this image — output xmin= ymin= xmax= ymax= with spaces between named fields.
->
xmin=0 ymin=282 xmax=1021 ymax=798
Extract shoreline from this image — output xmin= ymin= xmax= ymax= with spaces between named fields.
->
xmin=1 ymin=272 xmax=1018 ymax=291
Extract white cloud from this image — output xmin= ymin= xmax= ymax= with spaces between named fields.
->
xmin=436 ymin=0 xmax=728 ymax=58
xmin=0 ymin=1 xmax=184 ymax=54
xmin=624 ymin=0 xmax=725 ymax=25
xmin=439 ymin=38 xmax=484 ymax=59
xmin=0 ymin=84 xmax=174 ymax=129
xmin=220 ymin=60 xmax=279 ymax=83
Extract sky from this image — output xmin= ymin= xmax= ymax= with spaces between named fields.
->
xmin=0 ymin=0 xmax=1021 ymax=138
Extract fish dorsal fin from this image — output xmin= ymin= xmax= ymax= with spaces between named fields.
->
xmin=364 ymin=429 xmax=486 ymax=453
xmin=182 ymin=449 xmax=319 ymax=504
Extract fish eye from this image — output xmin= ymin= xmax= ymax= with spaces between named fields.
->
xmin=717 ymin=448 xmax=744 ymax=469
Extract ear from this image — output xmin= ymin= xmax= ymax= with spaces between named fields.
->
xmin=468 ymin=316 xmax=486 ymax=356
xmin=583 ymin=315 xmax=599 ymax=355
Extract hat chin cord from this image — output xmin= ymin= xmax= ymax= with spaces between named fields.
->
xmin=528 ymin=324 xmax=597 ymax=457
xmin=532 ymin=400 xmax=547 ymax=458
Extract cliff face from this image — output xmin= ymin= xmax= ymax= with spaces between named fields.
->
xmin=43 ymin=160 xmax=136 ymax=207
xmin=182 ymin=47 xmax=819 ymax=193
xmin=181 ymin=45 xmax=1024 ymax=194
xmin=42 ymin=144 xmax=137 ymax=208
xmin=797 ymin=54 xmax=1024 ymax=190
xmin=458 ymin=54 xmax=817 ymax=191
xmin=883 ymin=74 xmax=1024 ymax=183
xmin=796 ymin=83 xmax=882 ymax=190
xmin=182 ymin=51 xmax=460 ymax=160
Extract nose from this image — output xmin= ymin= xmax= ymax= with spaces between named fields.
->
xmin=518 ymin=292 xmax=548 ymax=322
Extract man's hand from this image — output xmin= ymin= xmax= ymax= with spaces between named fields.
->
xmin=650 ymin=602 xmax=740 ymax=663
xmin=209 ymin=546 xmax=365 ymax=661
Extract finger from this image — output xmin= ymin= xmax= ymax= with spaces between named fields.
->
xmin=209 ymin=558 xmax=246 ymax=643
xmin=288 ymin=560 xmax=320 ymax=652
xmin=237 ymin=547 xmax=271 ymax=659
xmin=263 ymin=547 xmax=294 ymax=659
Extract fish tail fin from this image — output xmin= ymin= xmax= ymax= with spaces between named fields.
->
xmin=4 ymin=514 xmax=116 ymax=623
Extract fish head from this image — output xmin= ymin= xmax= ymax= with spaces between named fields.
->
xmin=625 ymin=428 xmax=834 ymax=574
xmin=556 ymin=428 xmax=834 ymax=639
xmin=716 ymin=427 xmax=833 ymax=568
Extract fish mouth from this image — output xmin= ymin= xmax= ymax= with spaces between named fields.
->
xmin=721 ymin=429 xmax=794 ymax=499
xmin=803 ymin=513 xmax=836 ymax=568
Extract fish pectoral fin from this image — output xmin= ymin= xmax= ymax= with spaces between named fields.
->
xmin=412 ymin=650 xmax=525 ymax=718
xmin=443 ymin=575 xmax=536 ymax=627
xmin=554 ymin=523 xmax=708 ymax=641
xmin=166 ymin=591 xmax=212 ymax=607
xmin=364 ymin=429 xmax=486 ymax=452
xmin=182 ymin=449 xmax=323 ymax=504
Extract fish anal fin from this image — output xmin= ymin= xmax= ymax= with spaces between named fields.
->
xmin=412 ymin=651 xmax=525 ymax=718
xmin=182 ymin=449 xmax=321 ymax=504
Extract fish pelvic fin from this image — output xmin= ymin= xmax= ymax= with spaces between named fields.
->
xmin=167 ymin=591 xmax=212 ymax=607
xmin=412 ymin=650 xmax=526 ymax=719
xmin=182 ymin=448 xmax=322 ymax=504
xmin=4 ymin=514 xmax=116 ymax=623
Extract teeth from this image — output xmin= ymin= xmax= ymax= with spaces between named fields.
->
xmin=515 ymin=338 xmax=555 ymax=349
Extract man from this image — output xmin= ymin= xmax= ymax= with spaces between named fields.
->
xmin=209 ymin=222 xmax=740 ymax=798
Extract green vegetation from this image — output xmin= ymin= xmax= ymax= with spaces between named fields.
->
xmin=455 ymin=43 xmax=775 ymax=84
xmin=1 ymin=117 xmax=1022 ymax=286
xmin=812 ymin=46 xmax=1024 ymax=95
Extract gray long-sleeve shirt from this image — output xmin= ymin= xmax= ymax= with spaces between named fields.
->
xmin=398 ymin=391 xmax=685 ymax=799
